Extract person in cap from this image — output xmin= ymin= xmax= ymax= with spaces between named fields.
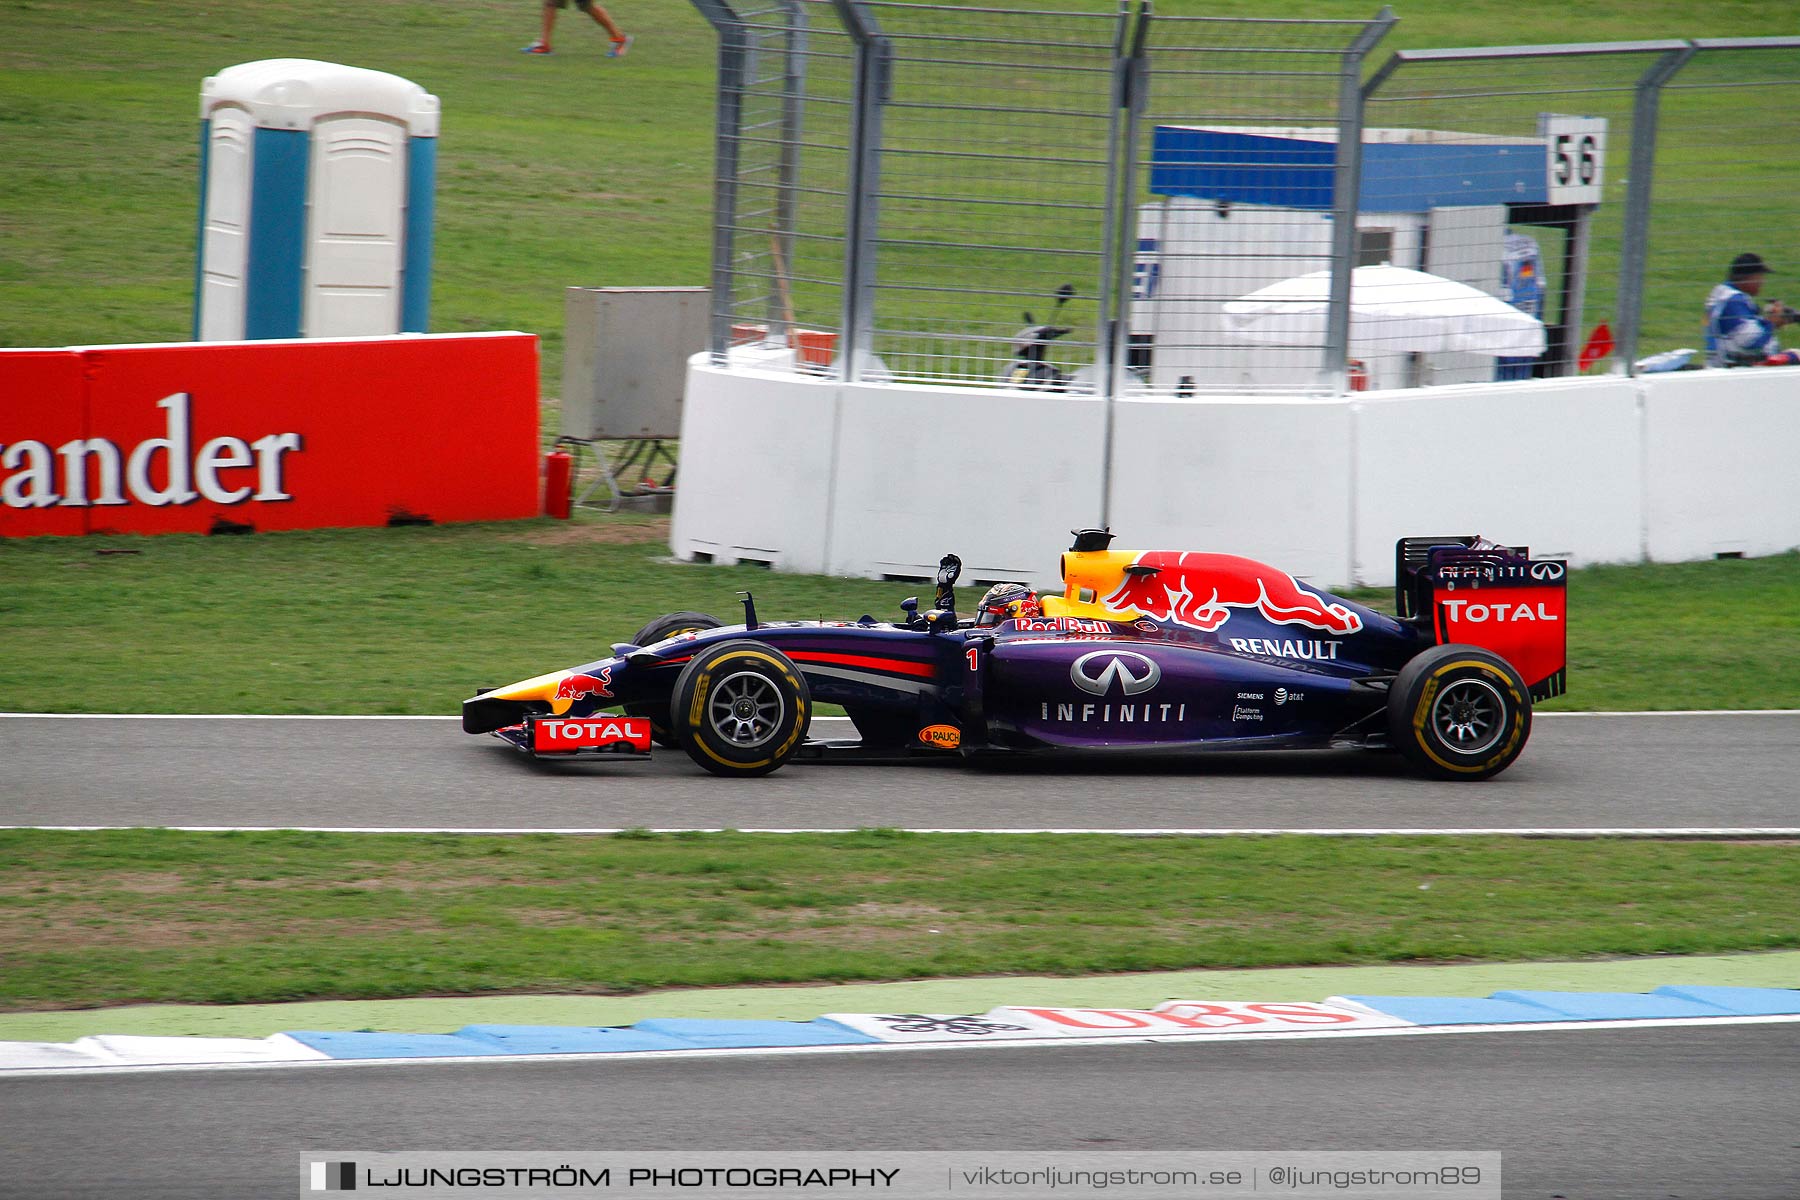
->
xmin=1704 ymin=252 xmax=1799 ymax=367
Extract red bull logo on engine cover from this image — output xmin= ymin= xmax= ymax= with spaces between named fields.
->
xmin=1102 ymin=552 xmax=1363 ymax=635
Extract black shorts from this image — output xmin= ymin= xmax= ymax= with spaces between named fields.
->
xmin=548 ymin=0 xmax=595 ymax=9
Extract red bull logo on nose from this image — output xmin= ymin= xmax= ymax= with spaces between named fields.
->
xmin=1102 ymin=552 xmax=1363 ymax=635
xmin=553 ymin=666 xmax=614 ymax=702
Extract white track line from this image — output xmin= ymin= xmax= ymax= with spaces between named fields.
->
xmin=0 ymin=713 xmax=464 ymax=720
xmin=2 ymin=711 xmax=1797 ymax=720
xmin=5 ymin=713 xmax=1792 ymax=837
xmin=5 ymin=1013 xmax=1797 ymax=1080
xmin=1531 ymin=709 xmax=1800 ymax=717
xmin=8 ymin=826 xmax=1799 ymax=837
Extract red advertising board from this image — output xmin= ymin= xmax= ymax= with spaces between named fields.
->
xmin=1 ymin=334 xmax=539 ymax=537
xmin=0 ymin=351 xmax=90 ymax=538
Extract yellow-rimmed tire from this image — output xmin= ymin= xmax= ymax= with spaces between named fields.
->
xmin=671 ymin=641 xmax=811 ymax=778
xmin=1387 ymin=645 xmax=1532 ymax=781
xmin=624 ymin=611 xmax=722 ymax=747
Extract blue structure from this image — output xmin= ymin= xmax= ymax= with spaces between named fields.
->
xmin=194 ymin=59 xmax=440 ymax=342
xmin=1149 ymin=125 xmax=1548 ymax=213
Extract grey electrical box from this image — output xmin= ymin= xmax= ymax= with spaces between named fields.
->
xmin=560 ymin=286 xmax=709 ymax=440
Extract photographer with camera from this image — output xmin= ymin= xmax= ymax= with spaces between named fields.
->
xmin=1705 ymin=252 xmax=1800 ymax=367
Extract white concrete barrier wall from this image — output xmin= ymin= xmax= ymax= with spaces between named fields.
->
xmin=1351 ymin=377 xmax=1644 ymax=585
xmin=670 ymin=363 xmax=837 ymax=573
xmin=1642 ymin=366 xmax=1800 ymax=563
xmin=1109 ymin=394 xmax=1354 ymax=586
xmin=673 ymin=358 xmax=1800 ymax=590
xmin=827 ymin=380 xmax=1106 ymax=583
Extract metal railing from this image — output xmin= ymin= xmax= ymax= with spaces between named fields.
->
xmin=691 ymin=1 xmax=858 ymax=354
xmin=689 ymin=2 xmax=1800 ymax=393
xmin=1631 ymin=38 xmax=1800 ymax=370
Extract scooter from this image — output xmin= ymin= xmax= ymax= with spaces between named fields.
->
xmin=1002 ymin=284 xmax=1076 ymax=391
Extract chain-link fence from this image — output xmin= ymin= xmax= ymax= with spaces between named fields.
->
xmin=854 ymin=2 xmax=1127 ymax=389
xmin=1636 ymin=40 xmax=1800 ymax=370
xmin=1130 ymin=13 xmax=1390 ymax=394
xmin=1361 ymin=37 xmax=1800 ymax=380
xmin=1355 ymin=43 xmax=1668 ymax=388
xmin=690 ymin=2 xmax=1800 ymax=394
xmin=691 ymin=1 xmax=857 ymax=354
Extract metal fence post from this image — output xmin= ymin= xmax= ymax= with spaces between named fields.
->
xmin=1099 ymin=0 xmax=1152 ymax=529
xmin=831 ymin=0 xmax=891 ymax=383
xmin=1615 ymin=43 xmax=1696 ymax=374
xmin=1324 ymin=7 xmax=1396 ymax=394
xmin=690 ymin=0 xmax=749 ymax=362
xmin=770 ymin=1 xmax=809 ymax=343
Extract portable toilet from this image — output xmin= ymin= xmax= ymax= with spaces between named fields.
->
xmin=194 ymin=59 xmax=439 ymax=341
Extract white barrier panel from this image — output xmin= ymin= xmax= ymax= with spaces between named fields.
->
xmin=826 ymin=381 xmax=1105 ymax=583
xmin=1352 ymin=376 xmax=1643 ymax=585
xmin=1642 ymin=366 xmax=1800 ymax=563
xmin=1109 ymin=394 xmax=1354 ymax=586
xmin=671 ymin=362 xmax=838 ymax=573
xmin=673 ymin=359 xmax=1800 ymax=589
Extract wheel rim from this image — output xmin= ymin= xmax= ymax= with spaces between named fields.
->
xmin=707 ymin=670 xmax=785 ymax=748
xmin=1429 ymin=676 xmax=1507 ymax=756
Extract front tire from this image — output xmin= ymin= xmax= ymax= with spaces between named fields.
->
xmin=624 ymin=611 xmax=722 ymax=747
xmin=670 ymin=641 xmax=811 ymax=778
xmin=1386 ymin=645 xmax=1532 ymax=781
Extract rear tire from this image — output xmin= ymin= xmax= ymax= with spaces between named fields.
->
xmin=1386 ymin=645 xmax=1532 ymax=780
xmin=670 ymin=641 xmax=811 ymax=778
xmin=624 ymin=611 xmax=722 ymax=747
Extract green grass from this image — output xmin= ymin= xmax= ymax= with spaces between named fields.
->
xmin=3 ymin=828 xmax=1795 ymax=1010
xmin=0 ymin=0 xmax=1789 ymax=387
xmin=0 ymin=0 xmax=722 ymax=390
xmin=4 ymin=2 xmax=1796 ymax=1018
xmin=2 ymin=519 xmax=1797 ymax=714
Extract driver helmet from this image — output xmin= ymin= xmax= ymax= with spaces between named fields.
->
xmin=975 ymin=582 xmax=1040 ymax=626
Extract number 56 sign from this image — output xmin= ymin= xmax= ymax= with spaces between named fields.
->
xmin=1539 ymin=113 xmax=1608 ymax=205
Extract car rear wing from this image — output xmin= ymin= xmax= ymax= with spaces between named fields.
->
xmin=1395 ymin=536 xmax=1568 ymax=701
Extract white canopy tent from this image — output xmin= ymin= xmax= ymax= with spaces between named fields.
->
xmin=1223 ymin=264 xmax=1547 ymax=359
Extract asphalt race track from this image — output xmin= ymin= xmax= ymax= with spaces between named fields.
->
xmin=6 ymin=711 xmax=1799 ymax=1200
xmin=2 ymin=712 xmax=1797 ymax=831
xmin=1 ymin=1024 xmax=1795 ymax=1199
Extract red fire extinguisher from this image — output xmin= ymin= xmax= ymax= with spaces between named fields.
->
xmin=544 ymin=449 xmax=573 ymax=520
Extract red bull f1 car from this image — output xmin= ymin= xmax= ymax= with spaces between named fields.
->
xmin=463 ymin=531 xmax=1567 ymax=781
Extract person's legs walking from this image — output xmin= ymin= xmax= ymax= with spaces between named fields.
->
xmin=522 ymin=0 xmax=559 ymax=53
xmin=582 ymin=2 xmax=632 ymax=56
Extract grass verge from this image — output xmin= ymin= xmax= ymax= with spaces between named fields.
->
xmin=3 ymin=829 xmax=1796 ymax=1011
xmin=1 ymin=1 xmax=1789 ymax=388
xmin=3 ymin=520 xmax=1798 ymax=714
